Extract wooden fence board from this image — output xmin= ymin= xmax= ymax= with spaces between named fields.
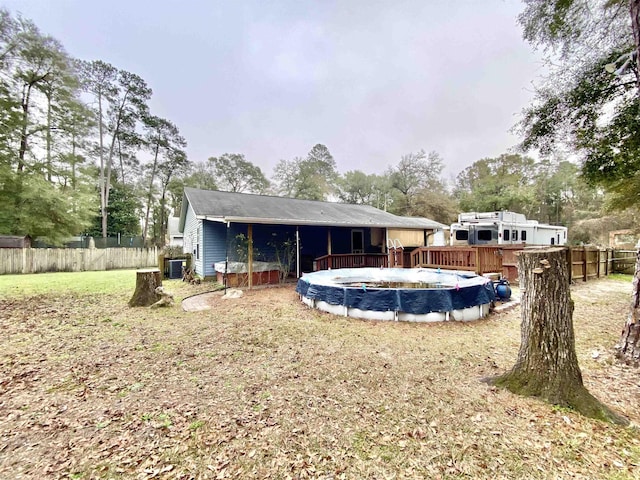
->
xmin=613 ymin=250 xmax=637 ymax=274
xmin=0 ymin=247 xmax=158 ymax=275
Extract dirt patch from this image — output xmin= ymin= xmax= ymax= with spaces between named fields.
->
xmin=0 ymin=278 xmax=638 ymax=479
xmin=182 ymin=286 xmax=296 ymax=312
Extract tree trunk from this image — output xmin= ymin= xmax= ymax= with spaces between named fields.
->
xmin=102 ymin=91 xmax=129 ymax=238
xmin=142 ymin=139 xmax=160 ymax=243
xmin=630 ymin=0 xmax=640 ymax=94
xmin=489 ymin=247 xmax=627 ymax=425
xmin=18 ymin=82 xmax=33 ymax=173
xmin=616 ymin=246 xmax=640 ymax=363
xmin=128 ymin=268 xmax=162 ymax=307
xmin=45 ymin=89 xmax=52 ymax=182
xmin=97 ymin=90 xmax=107 ymax=238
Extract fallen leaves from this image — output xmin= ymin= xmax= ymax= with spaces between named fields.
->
xmin=0 ymin=280 xmax=638 ymax=479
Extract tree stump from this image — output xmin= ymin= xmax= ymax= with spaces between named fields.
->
xmin=488 ymin=247 xmax=627 ymax=425
xmin=129 ymin=268 xmax=162 ymax=307
xmin=616 ymin=245 xmax=640 ymax=364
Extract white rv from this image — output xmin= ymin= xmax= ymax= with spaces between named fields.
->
xmin=450 ymin=211 xmax=567 ymax=246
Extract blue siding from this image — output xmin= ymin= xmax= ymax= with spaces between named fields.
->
xmin=325 ymin=227 xmax=376 ymax=254
xmin=330 ymin=227 xmax=352 ymax=254
xmin=227 ymin=223 xmax=248 ymax=262
xmin=203 ymin=221 xmax=228 ymax=277
xmin=298 ymin=226 xmax=329 ymax=260
xmin=193 ymin=219 xmax=382 ymax=276
xmin=252 ymin=224 xmax=297 ymax=262
xmin=363 ymin=229 xmax=380 ymax=253
xmin=226 ymin=223 xmax=297 ymax=263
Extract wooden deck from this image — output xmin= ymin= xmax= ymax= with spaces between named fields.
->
xmin=410 ymin=245 xmax=519 ymax=275
xmin=410 ymin=245 xmax=612 ymax=283
xmin=313 ymin=246 xmax=614 ymax=284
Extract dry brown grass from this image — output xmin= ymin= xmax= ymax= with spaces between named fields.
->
xmin=0 ymin=274 xmax=639 ymax=479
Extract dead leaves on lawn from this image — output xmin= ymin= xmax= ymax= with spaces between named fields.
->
xmin=0 ymin=281 xmax=638 ymax=479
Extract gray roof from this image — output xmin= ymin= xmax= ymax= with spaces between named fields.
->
xmin=179 ymin=188 xmax=445 ymax=230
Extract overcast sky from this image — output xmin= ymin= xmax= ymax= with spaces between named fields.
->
xmin=3 ymin=0 xmax=543 ymax=181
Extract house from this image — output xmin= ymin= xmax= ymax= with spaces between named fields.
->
xmin=167 ymin=217 xmax=184 ymax=247
xmin=178 ymin=188 xmax=446 ymax=280
xmin=0 ymin=235 xmax=31 ymax=248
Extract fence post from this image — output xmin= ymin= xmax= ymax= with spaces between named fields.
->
xmin=473 ymin=247 xmax=482 ymax=275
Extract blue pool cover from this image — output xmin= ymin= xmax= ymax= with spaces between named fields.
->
xmin=296 ymin=268 xmax=496 ymax=315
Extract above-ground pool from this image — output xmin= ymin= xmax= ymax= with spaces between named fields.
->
xmin=296 ymin=267 xmax=496 ymax=322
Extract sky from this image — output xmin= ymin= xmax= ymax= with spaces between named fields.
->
xmin=3 ymin=0 xmax=544 ymax=181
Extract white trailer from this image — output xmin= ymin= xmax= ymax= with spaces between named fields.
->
xmin=450 ymin=211 xmax=567 ymax=246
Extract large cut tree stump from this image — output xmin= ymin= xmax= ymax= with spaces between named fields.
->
xmin=489 ymin=247 xmax=627 ymax=425
xmin=129 ymin=268 xmax=162 ymax=307
xmin=616 ymin=245 xmax=640 ymax=364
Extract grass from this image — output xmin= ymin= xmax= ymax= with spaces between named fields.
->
xmin=0 ymin=269 xmax=137 ymax=297
xmin=0 ymin=271 xmax=638 ymax=479
xmin=608 ymin=273 xmax=634 ymax=282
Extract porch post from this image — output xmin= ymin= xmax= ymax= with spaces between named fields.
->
xmin=248 ymin=224 xmax=253 ymax=289
xmin=385 ymin=229 xmax=389 ymax=267
xmin=296 ymin=226 xmax=300 ymax=278
xmin=224 ymin=221 xmax=230 ymax=292
xmin=327 ymin=228 xmax=332 ymax=269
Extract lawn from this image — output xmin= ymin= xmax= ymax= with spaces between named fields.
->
xmin=0 ymin=270 xmax=638 ymax=479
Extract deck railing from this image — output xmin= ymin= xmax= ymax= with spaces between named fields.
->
xmin=312 ymin=246 xmax=614 ymax=284
xmin=314 ymin=253 xmax=388 ymax=271
xmin=410 ymin=245 xmax=525 ymax=278
xmin=410 ymin=245 xmax=612 ymax=283
xmin=411 ymin=246 xmax=478 ymax=271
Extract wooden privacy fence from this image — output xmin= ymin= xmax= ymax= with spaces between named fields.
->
xmin=410 ymin=245 xmax=614 ymax=283
xmin=568 ymin=246 xmax=611 ymax=282
xmin=0 ymin=247 xmax=158 ymax=275
xmin=612 ymin=250 xmax=637 ymax=274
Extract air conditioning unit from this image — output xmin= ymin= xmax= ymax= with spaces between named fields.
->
xmin=168 ymin=259 xmax=184 ymax=279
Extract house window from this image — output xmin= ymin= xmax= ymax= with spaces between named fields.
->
xmin=521 ymin=230 xmax=527 ymax=241
xmin=512 ymin=230 xmax=518 ymax=241
xmin=455 ymin=230 xmax=469 ymax=241
xmin=504 ymin=229 xmax=510 ymax=241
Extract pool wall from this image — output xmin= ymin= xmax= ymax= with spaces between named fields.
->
xmin=296 ymin=268 xmax=496 ymax=322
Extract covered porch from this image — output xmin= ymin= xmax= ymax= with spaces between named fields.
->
xmin=215 ymin=222 xmax=434 ymax=287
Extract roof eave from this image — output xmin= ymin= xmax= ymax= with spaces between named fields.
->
xmin=216 ymin=216 xmax=438 ymax=229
